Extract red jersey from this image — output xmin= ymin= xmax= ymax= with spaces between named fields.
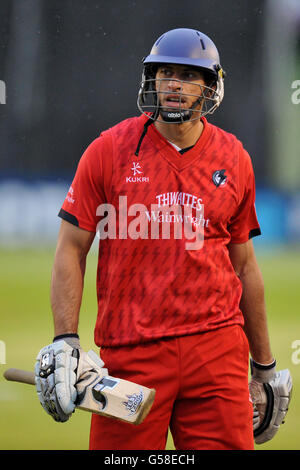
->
xmin=60 ymin=114 xmax=261 ymax=347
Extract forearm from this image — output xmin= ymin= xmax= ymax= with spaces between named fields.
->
xmin=50 ymin=246 xmax=86 ymax=336
xmin=239 ymin=262 xmax=274 ymax=364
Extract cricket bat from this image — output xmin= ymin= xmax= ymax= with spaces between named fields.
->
xmin=3 ymin=367 xmax=156 ymax=425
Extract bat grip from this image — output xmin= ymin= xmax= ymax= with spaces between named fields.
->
xmin=4 ymin=368 xmax=35 ymax=386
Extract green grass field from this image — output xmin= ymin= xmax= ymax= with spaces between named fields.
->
xmin=0 ymin=245 xmax=299 ymax=450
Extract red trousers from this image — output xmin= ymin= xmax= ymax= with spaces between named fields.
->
xmin=89 ymin=324 xmax=254 ymax=450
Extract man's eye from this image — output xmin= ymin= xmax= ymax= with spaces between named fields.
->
xmin=183 ymin=72 xmax=197 ymax=80
xmin=160 ymin=69 xmax=172 ymax=77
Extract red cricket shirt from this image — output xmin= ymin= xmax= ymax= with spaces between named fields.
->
xmin=59 ymin=114 xmax=261 ymax=347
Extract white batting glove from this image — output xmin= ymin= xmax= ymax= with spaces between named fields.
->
xmin=249 ymin=358 xmax=292 ymax=444
xmin=35 ymin=335 xmax=107 ymax=422
xmin=249 ymin=359 xmax=276 ymax=432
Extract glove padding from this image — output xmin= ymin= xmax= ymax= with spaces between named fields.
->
xmin=35 ymin=338 xmax=108 ymax=422
xmin=249 ymin=359 xmax=293 ymax=444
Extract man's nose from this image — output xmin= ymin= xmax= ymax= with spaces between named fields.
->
xmin=167 ymin=76 xmax=181 ymax=90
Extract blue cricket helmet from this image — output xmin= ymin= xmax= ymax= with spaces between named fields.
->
xmin=137 ymin=28 xmax=226 ymax=124
xmin=143 ymin=28 xmax=222 ymax=78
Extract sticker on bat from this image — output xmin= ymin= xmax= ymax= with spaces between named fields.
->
xmin=123 ymin=390 xmax=144 ymax=416
xmin=92 ymin=376 xmax=120 ymax=410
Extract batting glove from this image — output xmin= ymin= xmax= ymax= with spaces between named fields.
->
xmin=35 ymin=334 xmax=107 ymax=422
xmin=249 ymin=358 xmax=292 ymax=444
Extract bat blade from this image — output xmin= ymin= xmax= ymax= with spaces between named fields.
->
xmin=3 ymin=368 xmax=155 ymax=425
xmin=76 ymin=372 xmax=156 ymax=424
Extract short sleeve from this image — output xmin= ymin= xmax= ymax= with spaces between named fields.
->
xmin=228 ymin=146 xmax=261 ymax=243
xmin=59 ymin=132 xmax=112 ymax=232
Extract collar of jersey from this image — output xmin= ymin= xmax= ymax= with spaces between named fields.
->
xmin=142 ymin=115 xmax=213 ymax=172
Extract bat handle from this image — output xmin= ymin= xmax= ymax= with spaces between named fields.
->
xmin=3 ymin=368 xmax=35 ymax=386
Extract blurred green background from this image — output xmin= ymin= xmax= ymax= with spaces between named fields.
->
xmin=0 ymin=245 xmax=299 ymax=450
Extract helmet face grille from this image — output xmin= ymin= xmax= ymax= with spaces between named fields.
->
xmin=137 ymin=76 xmax=224 ymax=123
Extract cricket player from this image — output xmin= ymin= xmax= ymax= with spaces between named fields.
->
xmin=35 ymin=28 xmax=292 ymax=449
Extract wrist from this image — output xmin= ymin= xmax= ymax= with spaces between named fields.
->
xmin=250 ymin=357 xmax=276 ymax=383
xmin=251 ymin=358 xmax=276 ymax=369
xmin=53 ymin=333 xmax=80 ymax=349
